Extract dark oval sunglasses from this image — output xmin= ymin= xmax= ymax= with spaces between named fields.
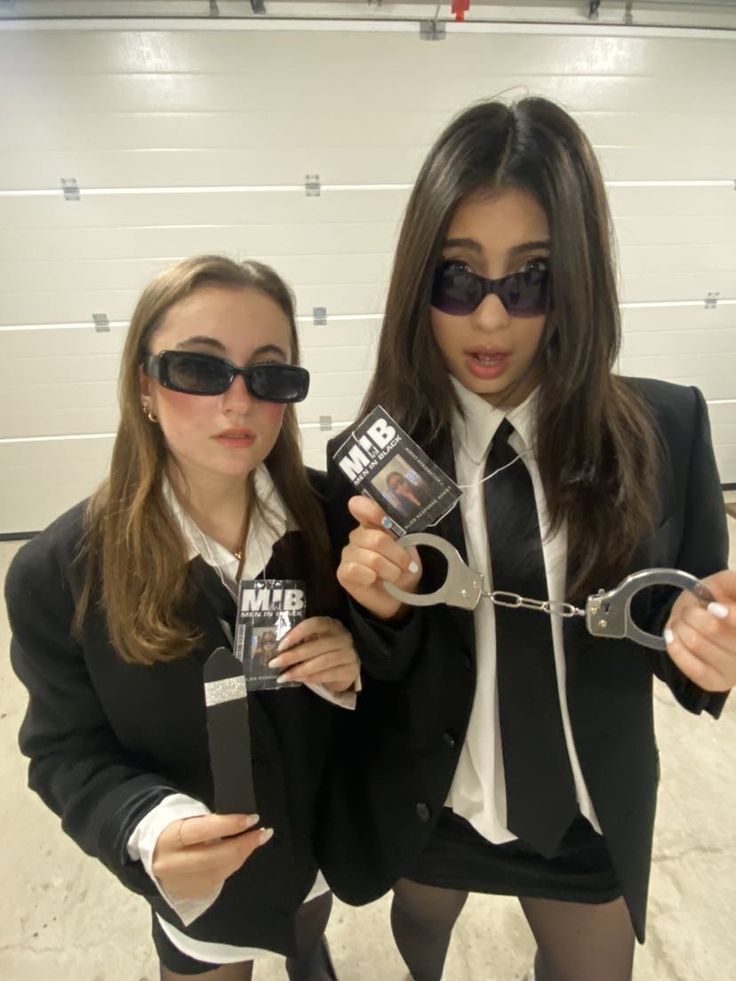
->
xmin=431 ymin=259 xmax=550 ymax=318
xmin=143 ymin=351 xmax=310 ymax=403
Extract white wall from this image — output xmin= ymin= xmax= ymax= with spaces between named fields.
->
xmin=1 ymin=21 xmax=735 ymax=533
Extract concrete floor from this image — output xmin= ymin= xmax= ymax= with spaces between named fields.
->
xmin=1 ymin=499 xmax=735 ymax=980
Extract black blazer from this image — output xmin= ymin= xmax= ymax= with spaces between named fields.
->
xmin=6 ymin=470 xmax=340 ymax=957
xmin=319 ymin=378 xmax=729 ymax=942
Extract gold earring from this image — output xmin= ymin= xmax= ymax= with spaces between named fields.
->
xmin=142 ymin=403 xmax=158 ymax=424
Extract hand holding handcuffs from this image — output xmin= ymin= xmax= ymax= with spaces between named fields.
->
xmin=332 ymin=405 xmax=713 ymax=653
xmin=383 ymin=532 xmax=714 ymax=652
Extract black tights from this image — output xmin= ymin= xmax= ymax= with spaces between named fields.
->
xmin=159 ymin=890 xmax=334 ymax=981
xmin=285 ymin=889 xmax=334 ymax=981
xmin=391 ymin=878 xmax=635 ymax=981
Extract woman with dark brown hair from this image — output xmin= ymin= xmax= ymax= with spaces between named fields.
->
xmin=6 ymin=255 xmax=359 ymax=979
xmin=325 ymin=98 xmax=735 ymax=980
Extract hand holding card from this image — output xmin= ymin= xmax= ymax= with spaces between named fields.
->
xmin=235 ymin=580 xmax=306 ymax=691
xmin=337 ymin=494 xmax=423 ymax=621
xmin=269 ymin=615 xmax=361 ymax=693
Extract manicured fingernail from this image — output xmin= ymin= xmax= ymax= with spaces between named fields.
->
xmin=408 ymin=561 xmax=419 ymax=574
xmin=381 ymin=516 xmax=393 ymax=529
xmin=243 ymin=814 xmax=260 ymax=829
xmin=276 ymin=639 xmax=289 ymax=653
xmin=276 ymin=673 xmax=291 ymax=684
xmin=663 ymin=627 xmax=675 ymax=645
xmin=269 ymin=655 xmax=284 ymax=668
xmin=708 ymin=602 xmax=729 ymax=620
xmin=259 ymin=827 xmax=274 ymax=843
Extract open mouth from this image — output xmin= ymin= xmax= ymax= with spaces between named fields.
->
xmin=465 ymin=350 xmax=510 ymax=378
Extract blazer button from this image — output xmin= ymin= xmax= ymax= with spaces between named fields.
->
xmin=416 ymin=802 xmax=431 ymax=823
xmin=442 ymin=732 xmax=457 ymax=750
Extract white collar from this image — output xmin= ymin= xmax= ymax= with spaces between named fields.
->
xmin=163 ymin=465 xmax=289 ymax=582
xmin=449 ymin=375 xmax=538 ymax=465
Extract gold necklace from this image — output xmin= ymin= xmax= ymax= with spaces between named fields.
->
xmin=231 ymin=490 xmax=251 ymax=572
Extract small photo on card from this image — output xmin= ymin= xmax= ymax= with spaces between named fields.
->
xmin=332 ymin=405 xmax=463 ymax=535
xmin=370 ymin=456 xmax=434 ymax=521
xmin=249 ymin=626 xmax=280 ymax=669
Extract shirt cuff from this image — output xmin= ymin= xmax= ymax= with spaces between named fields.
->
xmin=127 ymin=793 xmax=222 ymax=926
xmin=306 ymin=677 xmax=359 ymax=710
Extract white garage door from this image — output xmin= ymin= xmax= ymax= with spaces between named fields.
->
xmin=1 ymin=3 xmax=735 ymax=534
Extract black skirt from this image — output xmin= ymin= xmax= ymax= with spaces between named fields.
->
xmin=151 ymin=917 xmax=222 ymax=974
xmin=406 ymin=809 xmax=622 ymax=905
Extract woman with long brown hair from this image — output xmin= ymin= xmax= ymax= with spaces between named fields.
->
xmin=326 ymin=98 xmax=736 ymax=980
xmin=7 ymin=255 xmax=358 ymax=979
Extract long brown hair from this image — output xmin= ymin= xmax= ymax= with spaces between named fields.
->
xmin=75 ymin=255 xmax=336 ymax=665
xmin=362 ymin=97 xmax=661 ymax=598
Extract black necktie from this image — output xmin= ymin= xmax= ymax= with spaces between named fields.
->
xmin=484 ymin=419 xmax=578 ymax=857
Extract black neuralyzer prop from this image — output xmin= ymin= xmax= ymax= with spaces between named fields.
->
xmin=203 ymin=646 xmax=257 ymax=815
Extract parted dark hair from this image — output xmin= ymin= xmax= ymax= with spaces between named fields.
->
xmin=361 ymin=97 xmax=661 ymax=598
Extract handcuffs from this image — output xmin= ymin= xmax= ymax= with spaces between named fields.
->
xmin=383 ymin=532 xmax=714 ymax=652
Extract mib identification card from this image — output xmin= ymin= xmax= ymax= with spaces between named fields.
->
xmin=234 ymin=580 xmax=305 ymax=691
xmin=332 ymin=405 xmax=462 ymax=536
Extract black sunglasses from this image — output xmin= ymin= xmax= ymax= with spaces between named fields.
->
xmin=431 ymin=259 xmax=550 ymax=318
xmin=143 ymin=351 xmax=310 ymax=403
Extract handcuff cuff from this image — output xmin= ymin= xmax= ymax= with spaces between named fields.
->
xmin=383 ymin=532 xmax=714 ymax=652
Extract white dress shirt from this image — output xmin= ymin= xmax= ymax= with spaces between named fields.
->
xmin=445 ymin=377 xmax=601 ymax=842
xmin=127 ymin=465 xmax=350 ymax=964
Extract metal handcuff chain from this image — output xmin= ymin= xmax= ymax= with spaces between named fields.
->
xmin=486 ymin=590 xmax=584 ymax=619
xmin=382 ymin=454 xmax=711 ymax=651
xmin=382 ymin=530 xmax=579 ymax=615
xmin=453 ymin=445 xmax=583 ymax=616
xmin=383 ymin=447 xmax=582 ymax=617
xmin=384 ymin=533 xmax=710 ymax=651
